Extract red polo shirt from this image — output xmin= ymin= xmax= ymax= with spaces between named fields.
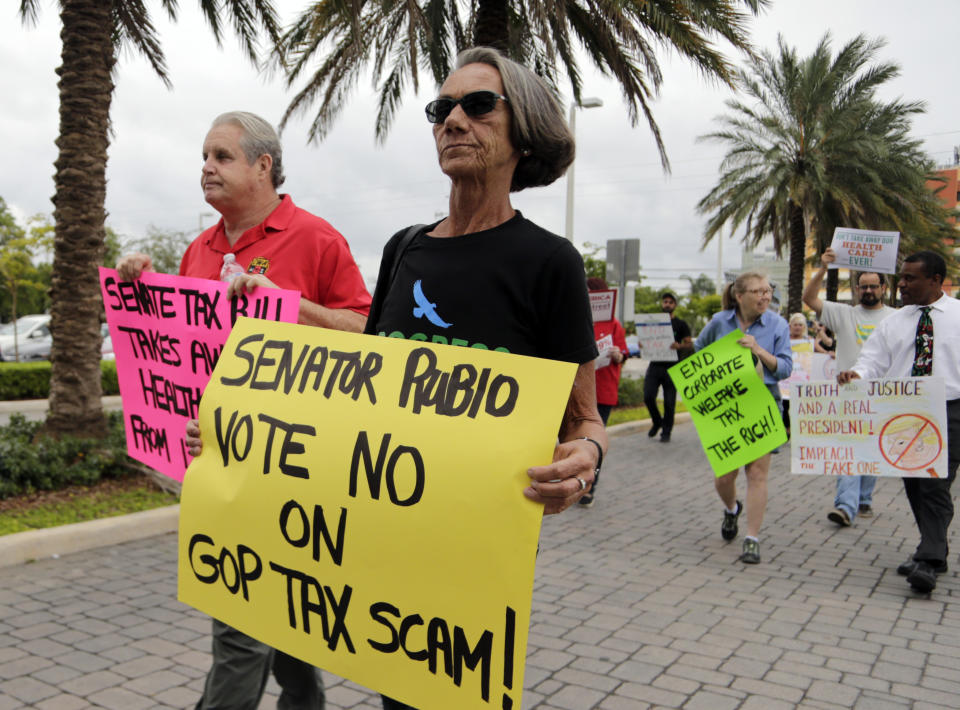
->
xmin=593 ymin=318 xmax=628 ymax=406
xmin=179 ymin=195 xmax=371 ymax=320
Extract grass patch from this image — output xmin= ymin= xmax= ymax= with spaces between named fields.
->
xmin=608 ymin=406 xmax=648 ymax=427
xmin=0 ymin=476 xmax=178 ymax=536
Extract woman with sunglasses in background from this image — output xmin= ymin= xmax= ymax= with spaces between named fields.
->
xmin=694 ymin=272 xmax=791 ymax=565
xmin=365 ymin=47 xmax=607 ymax=709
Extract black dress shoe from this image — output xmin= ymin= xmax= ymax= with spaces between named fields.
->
xmin=897 ymin=558 xmax=948 ymax=576
xmin=648 ymin=424 xmax=660 ymax=438
xmin=907 ymin=561 xmax=937 ymax=593
xmin=659 ymin=433 xmax=670 ymax=443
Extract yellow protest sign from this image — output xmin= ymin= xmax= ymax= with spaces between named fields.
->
xmin=177 ymin=317 xmax=577 ymax=709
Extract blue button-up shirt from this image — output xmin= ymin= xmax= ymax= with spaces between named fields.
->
xmin=694 ymin=308 xmax=792 ymax=386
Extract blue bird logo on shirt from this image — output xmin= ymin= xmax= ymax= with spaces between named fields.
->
xmin=412 ymin=280 xmax=452 ymax=328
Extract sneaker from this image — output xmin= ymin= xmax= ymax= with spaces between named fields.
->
xmin=827 ymin=508 xmax=851 ymax=527
xmin=648 ymin=423 xmax=661 ymax=438
xmin=897 ymin=558 xmax=947 ymax=576
xmin=659 ymin=433 xmax=671 ymax=443
xmin=578 ymin=493 xmax=594 ymax=508
xmin=741 ymin=538 xmax=761 ymax=564
xmin=858 ymin=504 xmax=874 ymax=518
xmin=721 ymin=501 xmax=742 ymax=541
xmin=907 ymin=561 xmax=937 ymax=593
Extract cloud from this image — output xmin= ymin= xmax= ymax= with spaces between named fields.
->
xmin=2 ymin=0 xmax=957 ymax=294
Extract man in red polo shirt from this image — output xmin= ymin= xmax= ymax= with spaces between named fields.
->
xmin=118 ymin=111 xmax=370 ymax=710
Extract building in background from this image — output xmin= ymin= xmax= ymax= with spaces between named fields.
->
xmin=929 ymin=155 xmax=959 ymax=295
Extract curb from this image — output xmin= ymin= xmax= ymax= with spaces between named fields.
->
xmin=607 ymin=411 xmax=692 ymax=438
xmin=0 ymin=413 xmax=690 ymax=569
xmin=0 ymin=395 xmax=123 ymax=415
xmin=0 ymin=505 xmax=180 ymax=569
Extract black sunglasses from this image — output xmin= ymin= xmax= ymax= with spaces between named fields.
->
xmin=425 ymin=91 xmax=509 ymax=124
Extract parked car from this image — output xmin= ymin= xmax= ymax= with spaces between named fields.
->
xmin=0 ymin=314 xmax=52 ymax=362
xmin=101 ymin=323 xmax=114 ymax=360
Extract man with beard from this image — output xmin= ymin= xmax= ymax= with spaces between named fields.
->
xmin=642 ymin=291 xmax=692 ymax=443
xmin=804 ymin=247 xmax=895 ymax=526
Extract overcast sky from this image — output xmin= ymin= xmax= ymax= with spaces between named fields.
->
xmin=2 ymin=1 xmax=958 ymax=292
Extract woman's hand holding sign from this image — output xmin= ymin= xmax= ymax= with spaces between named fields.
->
xmin=738 ymin=333 xmax=777 ymax=375
xmin=525 ymin=438 xmax=599 ymax=514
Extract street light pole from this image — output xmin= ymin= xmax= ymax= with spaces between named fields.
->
xmin=564 ymin=97 xmax=603 ymax=242
xmin=198 ymin=212 xmax=214 ymax=234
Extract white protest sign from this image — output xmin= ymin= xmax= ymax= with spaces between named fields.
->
xmin=791 ymin=377 xmax=947 ymax=478
xmin=779 ymin=340 xmax=814 ymax=399
xmin=829 ymin=227 xmax=900 ymax=274
xmin=594 ymin=333 xmax=614 ymax=369
xmin=809 ymin=352 xmax=836 ymax=382
xmin=634 ymin=313 xmax=676 ymax=361
xmin=589 ymin=290 xmax=616 ymax=322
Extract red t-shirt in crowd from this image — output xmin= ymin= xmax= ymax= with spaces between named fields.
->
xmin=179 ymin=194 xmax=371 ymax=320
xmin=593 ymin=318 xmax=628 ymax=406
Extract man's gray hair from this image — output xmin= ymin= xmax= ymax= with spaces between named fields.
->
xmin=454 ymin=48 xmax=574 ymax=192
xmin=211 ymin=111 xmax=285 ymax=188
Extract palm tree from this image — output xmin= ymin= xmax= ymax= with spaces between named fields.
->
xmin=18 ymin=0 xmax=280 ymax=439
xmin=276 ymin=0 xmax=767 ymax=169
xmin=697 ymin=33 xmax=955 ymax=314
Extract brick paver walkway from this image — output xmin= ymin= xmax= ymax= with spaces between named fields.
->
xmin=0 ymin=422 xmax=957 ymax=709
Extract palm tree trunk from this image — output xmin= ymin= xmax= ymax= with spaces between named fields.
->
xmin=474 ymin=0 xmax=510 ymax=51
xmin=787 ymin=202 xmax=805 ymax=315
xmin=42 ymin=0 xmax=114 ymax=439
xmin=825 ymin=268 xmax=839 ymax=302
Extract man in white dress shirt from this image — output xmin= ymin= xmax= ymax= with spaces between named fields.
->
xmin=838 ymin=251 xmax=960 ymax=594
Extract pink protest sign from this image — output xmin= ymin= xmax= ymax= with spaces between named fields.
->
xmin=99 ymin=267 xmax=300 ymax=480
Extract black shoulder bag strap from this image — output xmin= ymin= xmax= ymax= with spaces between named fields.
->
xmin=388 ymin=224 xmax=424 ymax=288
xmin=369 ymin=224 xmax=425 ymax=329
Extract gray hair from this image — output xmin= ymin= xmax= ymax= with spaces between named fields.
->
xmin=454 ymin=47 xmax=574 ymax=192
xmin=211 ymin=111 xmax=285 ymax=188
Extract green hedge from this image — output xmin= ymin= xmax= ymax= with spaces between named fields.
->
xmin=617 ymin=375 xmax=645 ymax=408
xmin=0 ymin=361 xmax=119 ymax=400
xmin=0 ymin=411 xmax=132 ymax=498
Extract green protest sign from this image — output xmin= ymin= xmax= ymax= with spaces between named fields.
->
xmin=669 ymin=329 xmax=786 ymax=476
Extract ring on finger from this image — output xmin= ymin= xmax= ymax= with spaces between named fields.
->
xmin=575 ymin=476 xmax=586 ymax=492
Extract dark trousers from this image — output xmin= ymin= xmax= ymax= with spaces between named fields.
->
xmin=643 ymin=362 xmax=676 ymax=435
xmin=902 ymin=398 xmax=959 ymax=566
xmin=597 ymin=403 xmax=612 ymax=425
xmin=196 ymin=620 xmax=325 ymax=710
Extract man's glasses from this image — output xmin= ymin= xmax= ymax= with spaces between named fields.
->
xmin=859 ymin=284 xmax=882 ymax=291
xmin=425 ymin=91 xmax=509 ymax=124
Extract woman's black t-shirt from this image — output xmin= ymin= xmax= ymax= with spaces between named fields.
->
xmin=365 ymin=212 xmax=597 ymax=364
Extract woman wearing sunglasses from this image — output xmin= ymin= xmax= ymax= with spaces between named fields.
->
xmin=365 ymin=47 xmax=607 ymax=709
